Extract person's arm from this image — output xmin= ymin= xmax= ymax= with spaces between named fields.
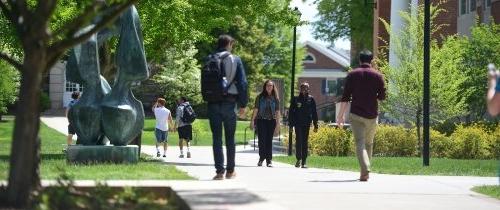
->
xmin=288 ymin=97 xmax=296 ymax=127
xmin=168 ymin=112 xmax=174 ymax=132
xmin=174 ymin=106 xmax=182 ymax=129
xmin=152 ymin=101 xmax=157 ymax=112
xmin=487 ymin=71 xmax=500 ymax=116
xmin=250 ymin=96 xmax=260 ymax=130
xmin=311 ymin=97 xmax=318 ymax=132
xmin=234 ymin=57 xmax=248 ymax=117
xmin=377 ymin=74 xmax=387 ymax=101
xmin=336 ymin=74 xmax=352 ymax=128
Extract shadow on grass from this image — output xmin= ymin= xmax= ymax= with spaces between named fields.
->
xmin=0 ymin=153 xmax=66 ymax=161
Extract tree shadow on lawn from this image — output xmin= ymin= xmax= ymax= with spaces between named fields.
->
xmin=0 ymin=153 xmax=66 ymax=161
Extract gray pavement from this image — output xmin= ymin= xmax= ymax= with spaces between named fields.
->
xmin=41 ymin=116 xmax=500 ymax=210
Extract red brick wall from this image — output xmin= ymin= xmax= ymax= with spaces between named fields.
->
xmin=434 ymin=0 xmax=458 ymax=38
xmin=493 ymin=0 xmax=500 ymax=23
xmin=304 ymin=46 xmax=344 ymax=69
xmin=374 ymin=0 xmax=392 ymax=58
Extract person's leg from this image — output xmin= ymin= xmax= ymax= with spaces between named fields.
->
xmin=256 ymin=119 xmax=266 ymax=163
xmin=266 ymin=120 xmax=276 ymax=165
xmin=179 ymin=138 xmax=184 ymax=158
xmin=222 ymin=103 xmax=237 ymax=174
xmin=364 ymin=118 xmax=378 ymax=162
xmin=186 ymin=125 xmax=192 ymax=158
xmin=208 ymin=103 xmax=225 ymax=175
xmin=294 ymin=126 xmax=303 ymax=167
xmin=301 ymin=125 xmax=310 ymax=167
xmin=163 ymin=131 xmax=168 ymax=157
xmin=154 ymin=128 xmax=161 ymax=157
xmin=349 ymin=114 xmax=370 ymax=175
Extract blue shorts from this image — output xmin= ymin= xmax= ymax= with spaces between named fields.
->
xmin=155 ymin=128 xmax=168 ymax=143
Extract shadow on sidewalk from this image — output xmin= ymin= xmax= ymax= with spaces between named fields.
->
xmin=161 ymin=161 xmax=260 ymax=168
xmin=309 ymin=179 xmax=359 ymax=183
xmin=177 ymin=188 xmax=266 ymax=206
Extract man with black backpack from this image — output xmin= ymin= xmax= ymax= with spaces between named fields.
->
xmin=201 ymin=34 xmax=248 ymax=180
xmin=175 ymin=96 xmax=196 ymax=158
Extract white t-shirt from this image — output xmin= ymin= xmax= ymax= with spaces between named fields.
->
xmin=154 ymin=106 xmax=170 ymax=131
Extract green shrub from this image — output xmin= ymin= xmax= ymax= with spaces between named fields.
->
xmin=309 ymin=126 xmax=353 ymax=156
xmin=451 ymin=125 xmax=493 ymax=159
xmin=430 ymin=129 xmax=454 ymax=158
xmin=490 ymin=126 xmax=500 ymax=159
xmin=374 ymin=125 xmax=418 ymax=157
xmin=40 ymin=91 xmax=51 ymax=112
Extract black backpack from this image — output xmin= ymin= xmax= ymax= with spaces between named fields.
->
xmin=201 ymin=52 xmax=233 ymax=102
xmin=181 ymin=104 xmax=196 ymax=123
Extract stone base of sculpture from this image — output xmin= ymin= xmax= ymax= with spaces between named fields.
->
xmin=66 ymin=145 xmax=139 ymax=164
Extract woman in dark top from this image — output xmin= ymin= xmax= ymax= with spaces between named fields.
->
xmin=250 ymin=80 xmax=281 ymax=167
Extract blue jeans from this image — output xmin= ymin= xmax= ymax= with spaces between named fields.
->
xmin=208 ymin=102 xmax=237 ymax=174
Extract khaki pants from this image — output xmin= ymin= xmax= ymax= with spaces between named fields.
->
xmin=349 ymin=113 xmax=378 ymax=174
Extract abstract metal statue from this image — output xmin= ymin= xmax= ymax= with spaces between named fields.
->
xmin=66 ymin=6 xmax=148 ymax=146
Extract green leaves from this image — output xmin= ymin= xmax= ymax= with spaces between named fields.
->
xmin=0 ymin=61 xmax=19 ymax=114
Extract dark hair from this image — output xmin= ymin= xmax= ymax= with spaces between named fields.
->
xmin=300 ymin=82 xmax=309 ymax=88
xmin=217 ymin=34 xmax=235 ymax=49
xmin=259 ymin=80 xmax=279 ymax=101
xmin=180 ymin=96 xmax=187 ymax=102
xmin=359 ymin=49 xmax=373 ymax=63
xmin=71 ymin=91 xmax=80 ymax=99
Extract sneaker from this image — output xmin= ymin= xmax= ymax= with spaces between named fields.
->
xmin=360 ymin=172 xmax=370 ymax=182
xmin=213 ymin=173 xmax=224 ymax=180
xmin=301 ymin=164 xmax=308 ymax=168
xmin=156 ymin=151 xmax=160 ymax=157
xmin=295 ymin=160 xmax=301 ymax=168
xmin=179 ymin=154 xmax=184 ymax=158
xmin=187 ymin=152 xmax=191 ymax=158
xmin=163 ymin=154 xmax=166 ymax=158
xmin=225 ymin=171 xmax=236 ymax=179
xmin=266 ymin=162 xmax=273 ymax=167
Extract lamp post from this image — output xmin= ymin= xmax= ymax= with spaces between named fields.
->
xmin=423 ymin=0 xmax=430 ymax=166
xmin=288 ymin=7 xmax=300 ymax=156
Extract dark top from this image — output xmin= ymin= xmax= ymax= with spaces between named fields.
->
xmin=340 ymin=64 xmax=386 ymax=119
xmin=255 ymin=95 xmax=279 ymax=120
xmin=289 ymin=94 xmax=318 ymax=127
xmin=214 ymin=48 xmax=248 ymax=108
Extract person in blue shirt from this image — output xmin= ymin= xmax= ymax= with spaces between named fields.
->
xmin=487 ymin=64 xmax=500 ymax=116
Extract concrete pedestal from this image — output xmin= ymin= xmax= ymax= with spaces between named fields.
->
xmin=66 ymin=145 xmax=139 ymax=164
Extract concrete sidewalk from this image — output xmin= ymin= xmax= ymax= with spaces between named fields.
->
xmin=41 ymin=116 xmax=500 ymax=210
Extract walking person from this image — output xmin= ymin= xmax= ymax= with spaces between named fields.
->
xmin=65 ymin=91 xmax=80 ymax=147
xmin=250 ymin=80 xmax=281 ymax=167
xmin=175 ymin=97 xmax=195 ymax=158
xmin=336 ymin=50 xmax=386 ymax=181
xmin=201 ymin=34 xmax=248 ymax=180
xmin=153 ymin=98 xmax=173 ymax=158
xmin=289 ymin=82 xmax=318 ymax=169
xmin=487 ymin=64 xmax=500 ymax=116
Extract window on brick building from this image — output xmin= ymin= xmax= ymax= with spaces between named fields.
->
xmin=487 ymin=0 xmax=491 ymax=7
xmin=470 ymin=0 xmax=476 ymax=12
xmin=303 ymin=53 xmax=316 ymax=63
xmin=324 ymin=79 xmax=337 ymax=95
xmin=460 ymin=0 xmax=468 ymax=15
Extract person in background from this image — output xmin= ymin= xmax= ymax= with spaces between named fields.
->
xmin=65 ymin=91 xmax=80 ymax=147
xmin=153 ymin=98 xmax=173 ymax=158
xmin=175 ymin=96 xmax=193 ymax=158
xmin=250 ymin=80 xmax=281 ymax=167
xmin=289 ymin=82 xmax=318 ymax=169
xmin=336 ymin=49 xmax=386 ymax=182
xmin=487 ymin=64 xmax=500 ymax=116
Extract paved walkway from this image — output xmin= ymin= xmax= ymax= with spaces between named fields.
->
xmin=41 ymin=116 xmax=500 ymax=210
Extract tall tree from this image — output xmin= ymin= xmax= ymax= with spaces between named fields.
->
xmin=311 ymin=0 xmax=373 ymax=65
xmin=377 ymin=5 xmax=467 ymax=151
xmin=0 ymin=0 xmax=137 ymax=207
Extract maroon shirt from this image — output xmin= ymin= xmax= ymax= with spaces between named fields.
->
xmin=340 ymin=64 xmax=386 ymax=119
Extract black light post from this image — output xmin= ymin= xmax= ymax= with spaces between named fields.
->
xmin=423 ymin=0 xmax=430 ymax=166
xmin=288 ymin=7 xmax=300 ymax=156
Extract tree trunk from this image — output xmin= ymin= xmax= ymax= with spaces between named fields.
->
xmin=6 ymin=50 xmax=45 ymax=208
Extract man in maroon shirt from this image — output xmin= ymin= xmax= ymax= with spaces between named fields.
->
xmin=336 ymin=50 xmax=386 ymax=182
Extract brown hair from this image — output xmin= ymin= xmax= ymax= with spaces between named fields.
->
xmin=259 ymin=79 xmax=279 ymax=101
xmin=157 ymin=98 xmax=166 ymax=106
xmin=217 ymin=34 xmax=235 ymax=49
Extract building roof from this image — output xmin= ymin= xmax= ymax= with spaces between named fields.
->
xmin=304 ymin=41 xmax=350 ymax=67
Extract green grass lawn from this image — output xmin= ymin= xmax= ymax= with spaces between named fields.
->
xmin=142 ymin=118 xmax=251 ymax=146
xmin=472 ymin=185 xmax=500 ymax=200
xmin=0 ymin=116 xmax=192 ymax=180
xmin=274 ymin=156 xmax=499 ymax=177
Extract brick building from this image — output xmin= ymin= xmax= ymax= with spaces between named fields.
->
xmin=374 ymin=0 xmax=499 ymax=61
xmin=298 ymin=41 xmax=350 ymax=122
